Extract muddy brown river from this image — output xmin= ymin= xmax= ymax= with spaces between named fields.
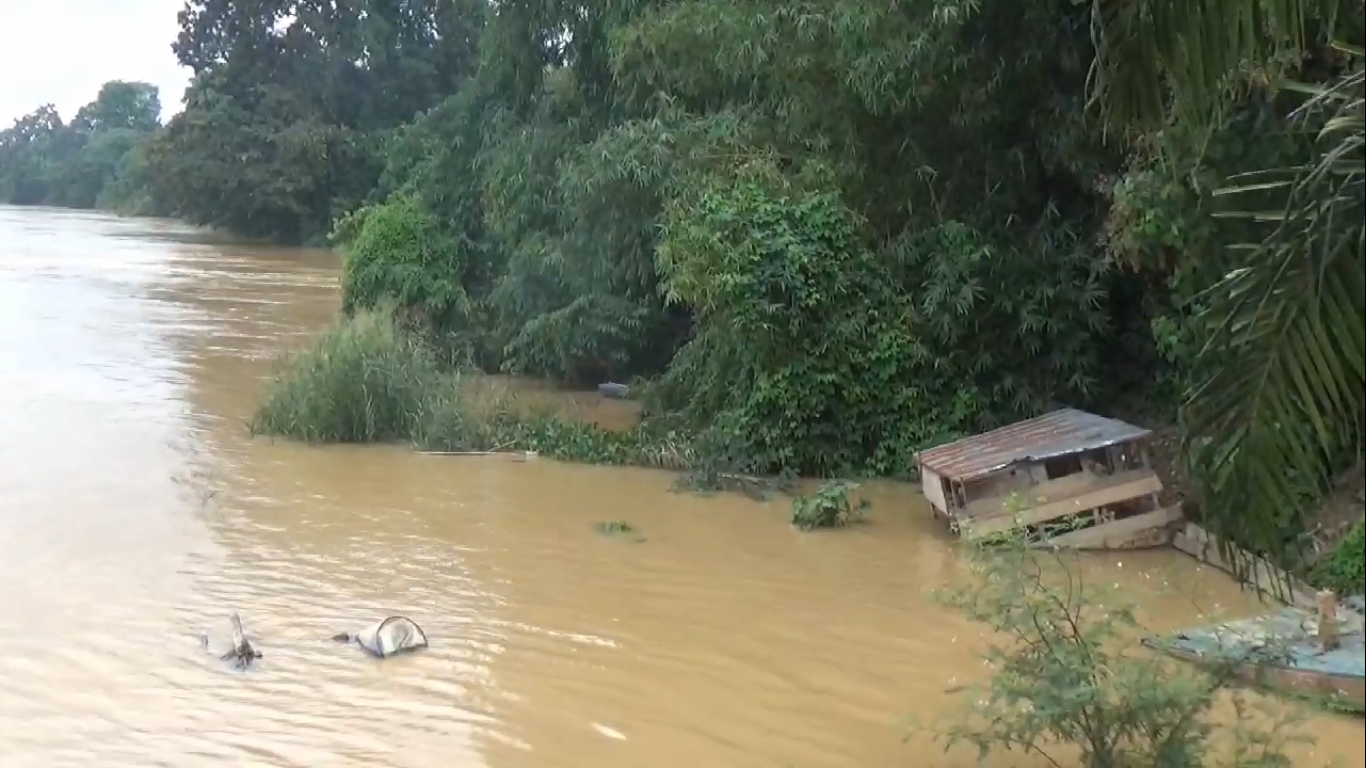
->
xmin=0 ymin=205 xmax=1361 ymax=767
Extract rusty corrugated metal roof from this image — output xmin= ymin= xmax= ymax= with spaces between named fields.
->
xmin=915 ymin=408 xmax=1152 ymax=481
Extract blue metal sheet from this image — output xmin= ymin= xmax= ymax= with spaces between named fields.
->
xmin=1144 ymin=597 xmax=1366 ymax=681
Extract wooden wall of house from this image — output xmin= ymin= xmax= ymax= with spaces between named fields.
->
xmin=917 ymin=437 xmax=1172 ymax=546
xmin=962 ymin=466 xmax=1034 ymax=505
xmin=961 ymin=467 xmax=1164 ymax=540
xmin=921 ymin=466 xmax=949 ymax=514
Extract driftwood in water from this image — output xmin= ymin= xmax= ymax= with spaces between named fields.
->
xmin=414 ymin=450 xmax=539 ymax=461
xmin=200 ymin=612 xmax=262 ymax=669
xmin=226 ymin=613 xmax=261 ymax=666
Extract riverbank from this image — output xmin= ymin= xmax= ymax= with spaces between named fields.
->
xmin=248 ymin=306 xmax=697 ymax=470
xmin=248 ymin=301 xmax=1366 ymax=606
xmin=1139 ymin=419 xmax=1365 ymax=601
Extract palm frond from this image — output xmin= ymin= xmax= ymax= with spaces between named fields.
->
xmin=1184 ymin=51 xmax=1365 ymax=598
xmin=1087 ymin=0 xmax=1341 ymax=127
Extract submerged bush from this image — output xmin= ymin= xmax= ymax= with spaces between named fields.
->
xmin=249 ymin=296 xmax=703 ymax=470
xmin=250 ymin=306 xmax=442 ymax=443
xmin=250 ymin=308 xmax=697 ymax=467
xmin=926 ymin=521 xmax=1315 ymax=767
xmin=790 ymin=480 xmax=870 ymax=530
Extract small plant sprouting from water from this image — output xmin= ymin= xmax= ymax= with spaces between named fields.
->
xmin=917 ymin=496 xmax=1314 ymax=767
xmin=594 ymin=520 xmax=646 ymax=543
xmin=790 ymin=480 xmax=870 ymax=531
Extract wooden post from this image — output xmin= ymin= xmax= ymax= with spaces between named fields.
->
xmin=1317 ymin=590 xmax=1340 ymax=651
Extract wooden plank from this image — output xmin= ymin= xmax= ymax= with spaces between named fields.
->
xmin=920 ymin=466 xmax=949 ymax=515
xmin=1171 ymin=522 xmax=1319 ymax=609
xmin=961 ymin=471 xmax=1164 ymax=540
xmin=963 ymin=468 xmax=1035 ymax=505
xmin=1001 ymin=469 xmax=1099 ymax=502
xmin=1033 ymin=506 xmax=1183 ymax=550
xmin=964 ymin=468 xmax=1160 ymax=521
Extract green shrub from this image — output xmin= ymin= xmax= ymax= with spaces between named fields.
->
xmin=250 ymin=306 xmax=441 ymax=443
xmin=334 ymin=194 xmax=476 ymax=363
xmin=653 ymin=159 xmax=930 ymax=479
xmin=1311 ymin=519 xmax=1366 ymax=597
xmin=790 ymin=480 xmax=870 ymax=530
xmin=924 ymin=512 xmax=1314 ymax=767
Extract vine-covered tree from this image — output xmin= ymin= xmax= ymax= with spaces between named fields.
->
xmin=331 ymin=0 xmax=1159 ymax=476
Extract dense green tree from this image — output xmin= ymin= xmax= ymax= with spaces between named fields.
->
xmin=72 ymin=81 xmax=162 ymax=133
xmin=132 ymin=0 xmax=485 ymax=243
xmin=330 ymin=0 xmax=1158 ymax=475
xmin=0 ymin=105 xmax=67 ymax=204
xmin=0 ymin=83 xmax=163 ymax=209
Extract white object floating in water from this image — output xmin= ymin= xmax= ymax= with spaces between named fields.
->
xmin=336 ymin=616 xmax=430 ymax=658
xmin=415 ymin=450 xmax=539 ymax=461
xmin=591 ymin=723 xmax=627 ymax=741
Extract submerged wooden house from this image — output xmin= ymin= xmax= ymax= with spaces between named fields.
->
xmin=914 ymin=408 xmax=1182 ymax=549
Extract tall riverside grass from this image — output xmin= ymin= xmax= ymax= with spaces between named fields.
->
xmin=249 ymin=305 xmax=696 ymax=470
xmin=250 ymin=307 xmax=442 ymax=443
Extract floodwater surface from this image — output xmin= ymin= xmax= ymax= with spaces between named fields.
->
xmin=0 ymin=205 xmax=1361 ymax=767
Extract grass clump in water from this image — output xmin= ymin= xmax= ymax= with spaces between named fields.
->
xmin=596 ymin=520 xmax=635 ymax=534
xmin=251 ymin=306 xmax=699 ymax=470
xmin=1310 ymin=518 xmax=1365 ymax=597
xmin=594 ymin=519 xmax=646 ymax=543
xmin=413 ymin=385 xmax=696 ymax=470
xmin=250 ymin=306 xmax=442 ymax=443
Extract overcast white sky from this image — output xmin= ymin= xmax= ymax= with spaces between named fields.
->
xmin=0 ymin=0 xmax=192 ymax=127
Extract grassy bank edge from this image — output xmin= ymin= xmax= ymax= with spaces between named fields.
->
xmin=249 ymin=306 xmax=1365 ymax=593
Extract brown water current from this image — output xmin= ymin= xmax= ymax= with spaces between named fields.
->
xmin=0 ymin=205 xmax=1361 ymax=767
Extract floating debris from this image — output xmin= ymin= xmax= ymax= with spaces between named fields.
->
xmin=1143 ymin=592 xmax=1365 ymax=712
xmin=332 ymin=616 xmax=430 ymax=658
xmin=201 ymin=612 xmax=262 ymax=669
